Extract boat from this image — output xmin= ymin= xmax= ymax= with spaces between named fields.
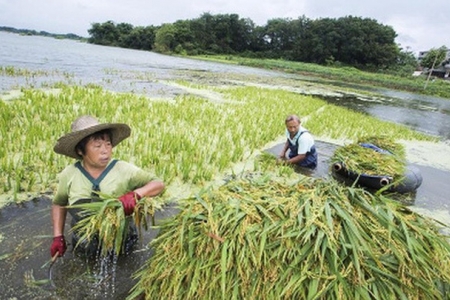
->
xmin=331 ymin=143 xmax=423 ymax=193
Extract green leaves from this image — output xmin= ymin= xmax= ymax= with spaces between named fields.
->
xmin=1 ymin=81 xmax=434 ymax=205
xmin=69 ymin=192 xmax=165 ymax=257
xmin=330 ymin=136 xmax=407 ymax=186
xmin=129 ymin=174 xmax=450 ymax=299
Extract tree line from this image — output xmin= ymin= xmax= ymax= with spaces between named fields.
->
xmin=87 ymin=13 xmax=419 ymax=73
xmin=0 ymin=26 xmax=84 ymax=40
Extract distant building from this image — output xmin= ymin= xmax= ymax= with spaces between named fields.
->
xmin=418 ymin=48 xmax=450 ymax=79
xmin=418 ymin=49 xmax=450 ymax=61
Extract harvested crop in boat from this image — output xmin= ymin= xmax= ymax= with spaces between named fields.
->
xmin=331 ymin=135 xmax=406 ymax=177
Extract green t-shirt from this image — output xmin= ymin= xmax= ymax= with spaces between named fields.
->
xmin=53 ymin=160 xmax=155 ymax=206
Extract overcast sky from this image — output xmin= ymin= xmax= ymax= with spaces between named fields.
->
xmin=0 ymin=0 xmax=448 ymax=55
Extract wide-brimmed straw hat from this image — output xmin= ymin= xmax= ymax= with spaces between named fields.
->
xmin=54 ymin=115 xmax=131 ymax=159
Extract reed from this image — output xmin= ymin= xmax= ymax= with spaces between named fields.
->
xmin=128 ymin=174 xmax=450 ymax=300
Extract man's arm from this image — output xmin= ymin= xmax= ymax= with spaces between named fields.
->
xmin=279 ymin=140 xmax=289 ymax=159
xmin=286 ymin=153 xmax=306 ymax=165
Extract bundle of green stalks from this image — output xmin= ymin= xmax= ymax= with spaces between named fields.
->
xmin=69 ymin=192 xmax=165 ymax=257
xmin=331 ymin=136 xmax=406 ymax=177
xmin=128 ymin=174 xmax=450 ymax=300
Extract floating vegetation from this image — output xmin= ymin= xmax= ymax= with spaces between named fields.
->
xmin=330 ymin=136 xmax=406 ymax=177
xmin=128 ymin=174 xmax=450 ymax=300
xmin=0 ymin=81 xmax=435 ymax=205
xmin=195 ymin=55 xmax=450 ymax=99
xmin=69 ymin=192 xmax=165 ymax=257
xmin=24 ymin=269 xmax=51 ymax=287
xmin=1 ymin=66 xmax=53 ymax=77
xmin=0 ymin=65 xmax=74 ymax=85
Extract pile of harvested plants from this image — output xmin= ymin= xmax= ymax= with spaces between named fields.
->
xmin=69 ymin=192 xmax=165 ymax=257
xmin=128 ymin=174 xmax=450 ymax=300
xmin=330 ymin=135 xmax=406 ymax=177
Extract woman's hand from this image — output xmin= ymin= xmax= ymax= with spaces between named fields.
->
xmin=50 ymin=235 xmax=66 ymax=257
xmin=119 ymin=191 xmax=142 ymax=215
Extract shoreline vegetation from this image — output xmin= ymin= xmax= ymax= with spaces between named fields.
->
xmin=189 ymin=54 xmax=450 ymax=99
xmin=0 ymin=26 xmax=85 ymax=41
xmin=1 ymin=30 xmax=448 ymax=99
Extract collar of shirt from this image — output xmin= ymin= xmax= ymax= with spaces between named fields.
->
xmin=286 ymin=126 xmax=305 ymax=144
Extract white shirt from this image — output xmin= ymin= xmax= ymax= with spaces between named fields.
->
xmin=286 ymin=127 xmax=315 ymax=155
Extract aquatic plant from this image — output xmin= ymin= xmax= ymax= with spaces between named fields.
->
xmin=194 ymin=55 xmax=450 ymax=99
xmin=0 ymin=81 xmax=434 ymax=205
xmin=1 ymin=66 xmax=52 ymax=77
xmin=128 ymin=174 xmax=450 ymax=299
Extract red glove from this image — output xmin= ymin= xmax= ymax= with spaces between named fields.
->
xmin=50 ymin=235 xmax=66 ymax=257
xmin=119 ymin=191 xmax=141 ymax=215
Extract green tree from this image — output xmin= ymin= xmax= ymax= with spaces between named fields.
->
xmin=264 ymin=18 xmax=296 ymax=58
xmin=246 ymin=24 xmax=268 ymax=54
xmin=294 ymin=17 xmax=339 ymax=64
xmin=85 ymin=13 xmax=401 ymax=71
xmin=387 ymin=46 xmax=419 ymax=76
xmin=154 ymin=23 xmax=177 ymax=53
xmin=120 ymin=26 xmax=156 ymax=50
xmin=335 ymin=16 xmax=398 ymax=69
xmin=116 ymin=22 xmax=134 ymax=47
xmin=420 ymin=46 xmax=448 ymax=69
xmin=189 ymin=13 xmax=217 ymax=53
xmin=230 ymin=17 xmax=255 ymax=53
xmin=88 ymin=21 xmax=120 ymax=46
xmin=210 ymin=14 xmax=238 ymax=53
xmin=173 ymin=20 xmax=197 ymax=54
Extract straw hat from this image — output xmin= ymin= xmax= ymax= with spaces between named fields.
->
xmin=54 ymin=115 xmax=131 ymax=159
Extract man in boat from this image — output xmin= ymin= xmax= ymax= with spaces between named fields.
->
xmin=278 ymin=114 xmax=318 ymax=169
xmin=49 ymin=115 xmax=165 ymax=258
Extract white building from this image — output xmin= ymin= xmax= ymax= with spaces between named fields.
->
xmin=418 ymin=48 xmax=450 ymax=78
xmin=418 ymin=48 xmax=450 ymax=62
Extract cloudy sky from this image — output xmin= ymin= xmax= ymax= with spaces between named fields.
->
xmin=0 ymin=0 xmax=448 ymax=55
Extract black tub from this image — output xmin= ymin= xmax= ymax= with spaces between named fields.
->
xmin=331 ymin=162 xmax=423 ymax=193
xmin=331 ymin=142 xmax=423 ymax=193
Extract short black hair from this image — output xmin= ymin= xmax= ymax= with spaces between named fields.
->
xmin=75 ymin=129 xmax=112 ymax=157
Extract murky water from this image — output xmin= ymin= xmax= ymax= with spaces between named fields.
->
xmin=1 ymin=31 xmax=450 ymax=299
xmin=317 ymin=91 xmax=450 ymax=139
xmin=0 ymin=198 xmax=178 ymax=299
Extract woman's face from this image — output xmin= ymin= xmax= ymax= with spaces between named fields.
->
xmin=82 ymin=134 xmax=113 ymax=169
